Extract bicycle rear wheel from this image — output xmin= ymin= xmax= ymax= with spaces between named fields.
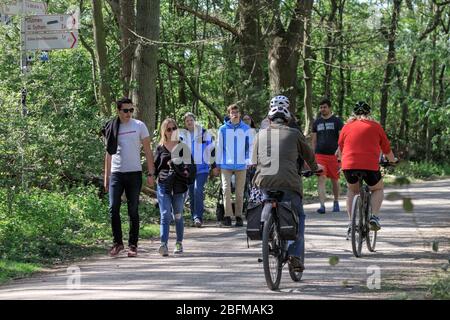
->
xmin=351 ymin=195 xmax=364 ymax=257
xmin=262 ymin=214 xmax=283 ymax=290
xmin=365 ymin=199 xmax=377 ymax=252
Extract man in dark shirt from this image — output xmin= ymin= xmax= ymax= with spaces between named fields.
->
xmin=311 ymin=98 xmax=344 ymax=214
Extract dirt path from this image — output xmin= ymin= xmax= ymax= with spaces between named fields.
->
xmin=0 ymin=179 xmax=449 ymax=299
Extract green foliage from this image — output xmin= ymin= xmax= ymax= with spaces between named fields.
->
xmin=0 ymin=260 xmax=40 ymax=285
xmin=394 ymin=162 xmax=450 ymax=179
xmin=427 ymin=274 xmax=450 ymax=299
xmin=0 ymin=186 xmax=110 ymax=263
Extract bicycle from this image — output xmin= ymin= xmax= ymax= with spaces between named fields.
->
xmin=349 ymin=160 xmax=396 ymax=257
xmin=261 ymin=170 xmax=321 ymax=290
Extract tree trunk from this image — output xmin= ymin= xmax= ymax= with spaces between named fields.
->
xmin=336 ymin=0 xmax=345 ymax=118
xmin=398 ymin=54 xmax=416 ymax=156
xmin=379 ymin=0 xmax=402 ymax=129
xmin=92 ymin=0 xmax=113 ymax=116
xmin=238 ymin=0 xmax=265 ymax=119
xmin=268 ymin=0 xmax=311 ymax=118
xmin=426 ymin=31 xmax=438 ymax=162
xmin=323 ymin=0 xmax=338 ymax=99
xmin=119 ymin=0 xmax=136 ymax=96
xmin=302 ymin=0 xmax=314 ymax=135
xmin=131 ymin=0 xmax=159 ymax=137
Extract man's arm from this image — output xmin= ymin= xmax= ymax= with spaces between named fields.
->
xmin=142 ymin=136 xmax=155 ymax=187
xmin=298 ymin=134 xmax=320 ymax=172
xmin=335 ymin=130 xmax=341 ymax=159
xmin=104 ymin=152 xmax=112 ymax=192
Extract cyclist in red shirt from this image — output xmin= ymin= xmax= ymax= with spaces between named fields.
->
xmin=338 ymin=101 xmax=396 ymax=237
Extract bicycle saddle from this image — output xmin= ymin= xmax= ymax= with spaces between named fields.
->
xmin=265 ymin=190 xmax=284 ymax=201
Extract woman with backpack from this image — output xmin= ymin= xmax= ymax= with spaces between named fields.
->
xmin=180 ymin=112 xmax=216 ymax=228
xmin=154 ymin=118 xmax=196 ymax=256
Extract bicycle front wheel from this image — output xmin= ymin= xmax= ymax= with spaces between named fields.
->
xmin=262 ymin=214 xmax=283 ymax=290
xmin=351 ymin=195 xmax=364 ymax=257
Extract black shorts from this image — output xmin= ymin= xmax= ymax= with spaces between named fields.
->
xmin=343 ymin=169 xmax=382 ymax=186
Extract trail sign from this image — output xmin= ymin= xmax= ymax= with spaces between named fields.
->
xmin=25 ymin=31 xmax=78 ymax=50
xmin=0 ymin=0 xmax=47 ymax=15
xmin=25 ymin=13 xmax=79 ymax=32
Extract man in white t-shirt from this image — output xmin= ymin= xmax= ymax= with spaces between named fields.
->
xmin=103 ymin=98 xmax=155 ymax=258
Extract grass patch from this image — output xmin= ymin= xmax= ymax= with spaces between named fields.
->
xmin=427 ymin=273 xmax=450 ymax=299
xmin=0 ymin=260 xmax=41 ymax=285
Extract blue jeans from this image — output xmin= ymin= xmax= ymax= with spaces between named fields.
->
xmin=188 ymin=173 xmax=209 ymax=222
xmin=157 ymin=184 xmax=185 ymax=244
xmin=109 ymin=171 xmax=142 ymax=246
xmin=261 ymin=189 xmax=305 ymax=262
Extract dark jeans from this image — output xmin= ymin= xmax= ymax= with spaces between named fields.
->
xmin=109 ymin=171 xmax=142 ymax=247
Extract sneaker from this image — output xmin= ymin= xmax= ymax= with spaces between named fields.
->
xmin=288 ymin=256 xmax=305 ymax=272
xmin=317 ymin=205 xmax=326 ymax=214
xmin=109 ymin=243 xmax=124 ymax=257
xmin=194 ymin=218 xmax=202 ymax=228
xmin=346 ymin=223 xmax=352 ymax=240
xmin=235 ymin=216 xmax=243 ymax=227
xmin=173 ymin=242 xmax=183 ymax=254
xmin=222 ymin=216 xmax=232 ymax=227
xmin=332 ymin=201 xmax=340 ymax=212
xmin=369 ymin=215 xmax=381 ymax=231
xmin=159 ymin=243 xmax=169 ymax=257
xmin=127 ymin=245 xmax=138 ymax=257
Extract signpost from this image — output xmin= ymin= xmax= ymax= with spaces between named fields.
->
xmin=0 ymin=12 xmax=12 ymax=25
xmin=25 ymin=13 xmax=79 ymax=32
xmin=25 ymin=31 xmax=78 ymax=50
xmin=1 ymin=1 xmax=79 ymax=189
xmin=0 ymin=0 xmax=47 ymax=15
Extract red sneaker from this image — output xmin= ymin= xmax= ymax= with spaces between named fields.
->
xmin=109 ymin=243 xmax=124 ymax=257
xmin=127 ymin=245 xmax=138 ymax=257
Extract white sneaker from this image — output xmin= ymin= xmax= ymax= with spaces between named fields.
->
xmin=159 ymin=243 xmax=169 ymax=256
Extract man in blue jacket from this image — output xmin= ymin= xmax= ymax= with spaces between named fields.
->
xmin=217 ymin=104 xmax=253 ymax=227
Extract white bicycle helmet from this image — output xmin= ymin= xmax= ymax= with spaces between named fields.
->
xmin=269 ymin=95 xmax=290 ymax=109
xmin=268 ymin=105 xmax=291 ymax=121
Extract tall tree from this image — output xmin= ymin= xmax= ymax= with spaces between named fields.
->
xmin=92 ymin=0 xmax=113 ymax=116
xmin=379 ymin=0 xmax=402 ymax=129
xmin=131 ymin=0 xmax=160 ymax=136
xmin=301 ymin=0 xmax=314 ymax=134
xmin=268 ymin=0 xmax=313 ymax=117
xmin=323 ymin=0 xmax=338 ymax=99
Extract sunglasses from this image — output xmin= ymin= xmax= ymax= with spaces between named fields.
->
xmin=120 ymin=108 xmax=134 ymax=113
xmin=166 ymin=126 xmax=178 ymax=133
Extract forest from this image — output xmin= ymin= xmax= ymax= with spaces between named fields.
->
xmin=0 ymin=0 xmax=449 ymax=282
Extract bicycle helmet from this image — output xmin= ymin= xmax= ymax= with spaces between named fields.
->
xmin=270 ymin=95 xmax=290 ymax=109
xmin=268 ymin=105 xmax=291 ymax=122
xmin=353 ymin=101 xmax=371 ymax=115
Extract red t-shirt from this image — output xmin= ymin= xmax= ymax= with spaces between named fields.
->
xmin=338 ymin=120 xmax=391 ymax=171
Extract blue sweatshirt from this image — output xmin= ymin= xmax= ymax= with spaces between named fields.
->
xmin=217 ymin=120 xmax=253 ymax=171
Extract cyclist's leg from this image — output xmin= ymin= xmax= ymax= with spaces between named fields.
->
xmin=367 ymin=175 xmax=383 ymax=215
xmin=343 ymin=170 xmax=360 ymax=219
xmin=284 ymin=191 xmax=305 ymax=261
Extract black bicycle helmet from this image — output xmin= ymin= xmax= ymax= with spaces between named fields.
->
xmin=353 ymin=101 xmax=371 ymax=115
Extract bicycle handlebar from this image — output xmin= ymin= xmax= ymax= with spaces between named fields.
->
xmin=379 ymin=159 xmax=399 ymax=168
xmin=301 ymin=169 xmax=323 ymax=177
